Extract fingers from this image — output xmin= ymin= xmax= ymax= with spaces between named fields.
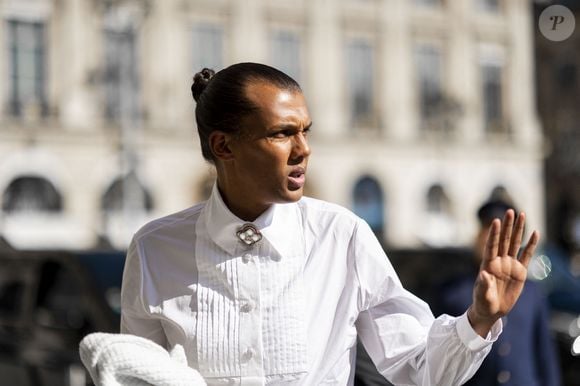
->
xmin=483 ymin=219 xmax=501 ymax=266
xmin=518 ymin=230 xmax=540 ymax=267
xmin=483 ymin=210 xmax=539 ymax=267
xmin=508 ymin=212 xmax=525 ymax=257
xmin=498 ymin=210 xmax=515 ymax=257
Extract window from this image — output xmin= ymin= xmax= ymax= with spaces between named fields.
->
xmin=2 ymin=176 xmax=62 ymax=213
xmin=0 ymin=277 xmax=24 ymax=316
xmin=101 ymin=173 xmax=153 ymax=213
xmin=476 ymin=0 xmax=500 ymax=13
xmin=489 ymin=185 xmax=514 ymax=205
xmin=35 ymin=261 xmax=92 ymax=332
xmin=415 ymin=43 xmax=443 ymax=122
xmin=104 ymin=28 xmax=139 ymax=122
xmin=352 ymin=176 xmax=385 ymax=237
xmin=422 ymin=184 xmax=455 ymax=246
xmin=101 ymin=173 xmax=153 ymax=249
xmin=270 ymin=30 xmax=301 ymax=83
xmin=426 ymin=184 xmax=450 ymax=214
xmin=346 ymin=39 xmax=376 ymax=128
xmin=6 ymin=19 xmax=47 ymax=117
xmin=415 ymin=0 xmax=441 ymax=7
xmin=481 ymin=62 xmax=504 ymax=132
xmin=192 ymin=23 xmax=224 ymax=72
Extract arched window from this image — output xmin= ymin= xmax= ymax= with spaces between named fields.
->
xmin=101 ymin=172 xmax=153 ymax=213
xmin=352 ymin=176 xmax=385 ymax=237
xmin=426 ymin=184 xmax=450 ymax=214
xmin=489 ymin=185 xmax=513 ymax=205
xmin=423 ymin=183 xmax=455 ymax=246
xmin=2 ymin=176 xmax=62 ymax=213
xmin=100 ymin=173 xmax=153 ymax=249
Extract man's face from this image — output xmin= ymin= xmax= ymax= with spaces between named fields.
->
xmin=227 ymin=82 xmax=312 ymax=207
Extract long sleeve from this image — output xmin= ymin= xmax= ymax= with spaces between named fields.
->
xmin=352 ymin=220 xmax=501 ymax=386
xmin=120 ymin=237 xmax=168 ymax=348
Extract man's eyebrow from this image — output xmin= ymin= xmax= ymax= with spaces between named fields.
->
xmin=268 ymin=121 xmax=313 ymax=131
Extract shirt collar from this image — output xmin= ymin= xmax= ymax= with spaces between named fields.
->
xmin=203 ymin=183 xmax=303 ymax=258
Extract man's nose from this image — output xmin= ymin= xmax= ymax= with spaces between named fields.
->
xmin=292 ymin=132 xmax=311 ymax=159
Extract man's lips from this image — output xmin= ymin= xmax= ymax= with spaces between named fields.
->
xmin=288 ymin=167 xmax=306 ymax=190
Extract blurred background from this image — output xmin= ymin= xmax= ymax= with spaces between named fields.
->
xmin=0 ymin=0 xmax=578 ymax=385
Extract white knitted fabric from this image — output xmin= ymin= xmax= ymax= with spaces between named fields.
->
xmin=79 ymin=333 xmax=206 ymax=386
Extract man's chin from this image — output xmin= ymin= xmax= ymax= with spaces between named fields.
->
xmin=280 ymin=188 xmax=304 ymax=203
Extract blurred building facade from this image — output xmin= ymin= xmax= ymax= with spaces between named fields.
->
xmin=534 ymin=0 xmax=580 ymax=257
xmin=0 ymin=0 xmax=544 ymax=250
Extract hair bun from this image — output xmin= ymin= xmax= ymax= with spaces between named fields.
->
xmin=191 ymin=68 xmax=215 ymax=103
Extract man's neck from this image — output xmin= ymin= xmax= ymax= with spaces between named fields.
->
xmin=216 ymin=181 xmax=270 ymax=222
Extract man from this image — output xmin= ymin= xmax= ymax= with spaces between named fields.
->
xmin=120 ymin=63 xmax=539 ymax=385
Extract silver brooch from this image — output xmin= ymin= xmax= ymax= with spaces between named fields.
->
xmin=236 ymin=223 xmax=262 ymax=246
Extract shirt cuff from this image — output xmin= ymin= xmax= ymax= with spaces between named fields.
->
xmin=455 ymin=312 xmax=502 ymax=351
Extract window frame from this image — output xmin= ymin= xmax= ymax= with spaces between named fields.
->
xmin=6 ymin=18 xmax=48 ymax=118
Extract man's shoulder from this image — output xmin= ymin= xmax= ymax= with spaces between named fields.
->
xmin=133 ymin=202 xmax=206 ymax=242
xmin=297 ymin=196 xmax=360 ymax=229
xmin=298 ymin=196 xmax=357 ymax=217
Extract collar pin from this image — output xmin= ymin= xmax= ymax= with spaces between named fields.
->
xmin=236 ymin=223 xmax=262 ymax=246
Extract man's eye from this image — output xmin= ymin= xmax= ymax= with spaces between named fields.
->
xmin=271 ymin=130 xmax=290 ymax=138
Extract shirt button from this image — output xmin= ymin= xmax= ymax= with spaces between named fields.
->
xmin=497 ymin=370 xmax=511 ymax=384
xmin=240 ymin=301 xmax=254 ymax=313
xmin=242 ymin=348 xmax=254 ymax=361
xmin=242 ymin=253 xmax=252 ymax=263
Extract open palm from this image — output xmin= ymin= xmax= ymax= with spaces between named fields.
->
xmin=468 ymin=210 xmax=540 ymax=336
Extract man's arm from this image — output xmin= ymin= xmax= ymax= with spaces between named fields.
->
xmin=352 ymin=220 xmax=500 ymax=386
xmin=120 ymin=238 xmax=168 ymax=347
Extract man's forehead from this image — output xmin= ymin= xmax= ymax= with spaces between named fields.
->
xmin=243 ymin=81 xmax=308 ymax=122
xmin=244 ymin=81 xmax=300 ymax=105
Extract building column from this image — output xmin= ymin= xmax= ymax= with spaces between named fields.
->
xmin=230 ymin=0 xmax=266 ymax=63
xmin=379 ymin=0 xmax=416 ymax=142
xmin=447 ymin=0 xmax=480 ymax=144
xmin=57 ymin=0 xmax=101 ymax=130
xmin=0 ymin=7 xmax=4 ymax=117
xmin=141 ymin=0 xmax=189 ymax=131
xmin=506 ymin=0 xmax=542 ymax=147
xmin=306 ymin=0 xmax=345 ymax=139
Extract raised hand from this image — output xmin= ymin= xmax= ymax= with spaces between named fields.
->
xmin=467 ymin=209 xmax=540 ymax=337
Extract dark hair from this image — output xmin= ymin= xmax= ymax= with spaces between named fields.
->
xmin=191 ymin=62 xmax=301 ymax=163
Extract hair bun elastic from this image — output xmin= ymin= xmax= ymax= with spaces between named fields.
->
xmin=191 ymin=68 xmax=215 ymax=103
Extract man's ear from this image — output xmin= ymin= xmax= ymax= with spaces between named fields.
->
xmin=209 ymin=131 xmax=235 ymax=161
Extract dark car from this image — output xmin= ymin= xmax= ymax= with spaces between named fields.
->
xmin=0 ymin=244 xmax=124 ymax=386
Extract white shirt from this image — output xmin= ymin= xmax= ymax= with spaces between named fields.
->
xmin=121 ymin=184 xmax=501 ymax=386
